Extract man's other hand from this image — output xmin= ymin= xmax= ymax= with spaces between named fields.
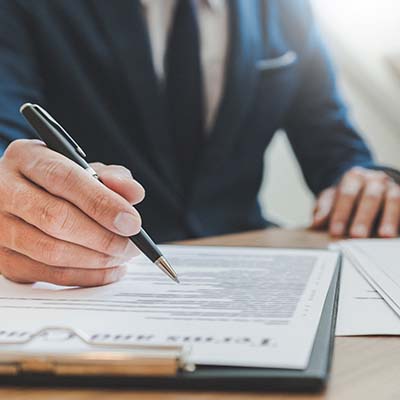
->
xmin=312 ymin=167 xmax=400 ymax=238
xmin=0 ymin=139 xmax=145 ymax=286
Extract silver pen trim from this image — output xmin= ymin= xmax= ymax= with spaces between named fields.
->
xmin=85 ymin=166 xmax=178 ymax=284
xmin=155 ymin=256 xmax=180 ymax=284
xmin=85 ymin=166 xmax=99 ymax=180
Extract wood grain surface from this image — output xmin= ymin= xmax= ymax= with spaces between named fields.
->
xmin=1 ymin=228 xmax=399 ymax=400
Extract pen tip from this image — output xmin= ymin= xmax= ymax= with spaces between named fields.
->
xmin=155 ymin=256 xmax=180 ymax=284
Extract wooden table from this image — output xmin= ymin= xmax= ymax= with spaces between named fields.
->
xmin=2 ymin=228 xmax=400 ymax=400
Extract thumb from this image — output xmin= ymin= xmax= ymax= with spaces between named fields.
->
xmin=90 ymin=162 xmax=145 ymax=205
xmin=311 ymin=187 xmax=336 ymax=229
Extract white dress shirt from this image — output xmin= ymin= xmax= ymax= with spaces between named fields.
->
xmin=140 ymin=0 xmax=228 ymax=131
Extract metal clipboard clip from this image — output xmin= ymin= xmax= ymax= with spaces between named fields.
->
xmin=0 ymin=326 xmax=195 ymax=377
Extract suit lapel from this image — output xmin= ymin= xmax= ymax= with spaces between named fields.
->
xmin=92 ymin=0 xmax=183 ymax=200
xmin=197 ymin=0 xmax=264 ymax=172
xmin=92 ymin=0 xmax=267 ymax=205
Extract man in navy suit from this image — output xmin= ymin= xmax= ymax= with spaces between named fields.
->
xmin=0 ymin=0 xmax=399 ymax=286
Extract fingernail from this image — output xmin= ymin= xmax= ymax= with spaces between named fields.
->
xmin=331 ymin=222 xmax=344 ymax=236
xmin=380 ymin=224 xmax=396 ymax=237
xmin=351 ymin=224 xmax=368 ymax=237
xmin=114 ymin=212 xmax=140 ymax=235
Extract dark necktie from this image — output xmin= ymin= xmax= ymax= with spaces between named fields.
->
xmin=165 ymin=0 xmax=205 ymax=192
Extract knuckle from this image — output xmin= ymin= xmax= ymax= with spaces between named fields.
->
xmin=373 ymin=171 xmax=389 ymax=182
xmin=8 ymin=179 xmax=26 ymax=204
xmin=337 ymin=189 xmax=355 ymax=202
xmin=39 ymin=200 xmax=72 ymax=236
xmin=387 ymin=185 xmax=400 ymax=200
xmin=321 ymin=187 xmax=336 ymax=198
xmin=89 ymin=191 xmax=115 ymax=220
xmin=50 ymin=267 xmax=73 ymax=286
xmin=340 ymin=179 xmax=362 ymax=196
xmin=40 ymin=159 xmax=75 ymax=192
xmin=36 ymin=237 xmax=63 ymax=266
xmin=3 ymin=139 xmax=31 ymax=160
xmin=348 ymin=166 xmax=365 ymax=177
xmin=364 ymin=181 xmax=385 ymax=198
xmin=98 ymin=232 xmax=123 ymax=255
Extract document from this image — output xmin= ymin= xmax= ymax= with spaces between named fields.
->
xmin=337 ymin=239 xmax=400 ymax=318
xmin=0 ymin=246 xmax=338 ymax=369
xmin=335 ymin=258 xmax=400 ymax=336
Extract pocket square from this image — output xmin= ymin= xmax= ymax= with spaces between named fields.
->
xmin=256 ymin=50 xmax=298 ymax=71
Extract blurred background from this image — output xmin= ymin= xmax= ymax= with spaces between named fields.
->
xmin=260 ymin=0 xmax=400 ymax=227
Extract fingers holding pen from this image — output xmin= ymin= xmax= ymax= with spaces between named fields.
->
xmin=0 ymin=247 xmax=127 ymax=287
xmin=1 ymin=173 xmax=139 ymax=260
xmin=91 ymin=162 xmax=145 ymax=205
xmin=6 ymin=140 xmax=142 ymax=237
xmin=0 ymin=212 xmax=128 ymax=269
xmin=0 ymin=139 xmax=144 ymax=287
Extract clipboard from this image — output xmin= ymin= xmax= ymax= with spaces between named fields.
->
xmin=0 ymin=257 xmax=341 ymax=392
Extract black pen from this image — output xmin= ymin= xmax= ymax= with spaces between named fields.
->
xmin=20 ymin=103 xmax=179 ymax=283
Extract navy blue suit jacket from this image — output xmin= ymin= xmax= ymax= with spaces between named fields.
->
xmin=0 ymin=0 xmax=377 ymax=242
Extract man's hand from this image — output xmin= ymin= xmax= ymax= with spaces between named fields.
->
xmin=312 ymin=167 xmax=400 ymax=238
xmin=0 ymin=139 xmax=145 ymax=286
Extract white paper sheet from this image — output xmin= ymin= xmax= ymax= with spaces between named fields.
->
xmin=335 ymin=257 xmax=400 ymax=336
xmin=0 ymin=246 xmax=338 ymax=370
xmin=338 ymin=239 xmax=400 ymax=318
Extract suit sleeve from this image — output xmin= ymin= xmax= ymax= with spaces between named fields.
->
xmin=283 ymin=2 xmax=378 ymax=195
xmin=0 ymin=1 xmax=43 ymax=154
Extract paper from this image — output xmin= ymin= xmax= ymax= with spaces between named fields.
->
xmin=335 ymin=257 xmax=400 ymax=336
xmin=0 ymin=246 xmax=338 ymax=369
xmin=338 ymin=239 xmax=400 ymax=318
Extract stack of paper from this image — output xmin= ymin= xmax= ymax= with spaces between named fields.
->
xmin=335 ymin=239 xmax=400 ymax=336
xmin=0 ymin=246 xmax=339 ymax=370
